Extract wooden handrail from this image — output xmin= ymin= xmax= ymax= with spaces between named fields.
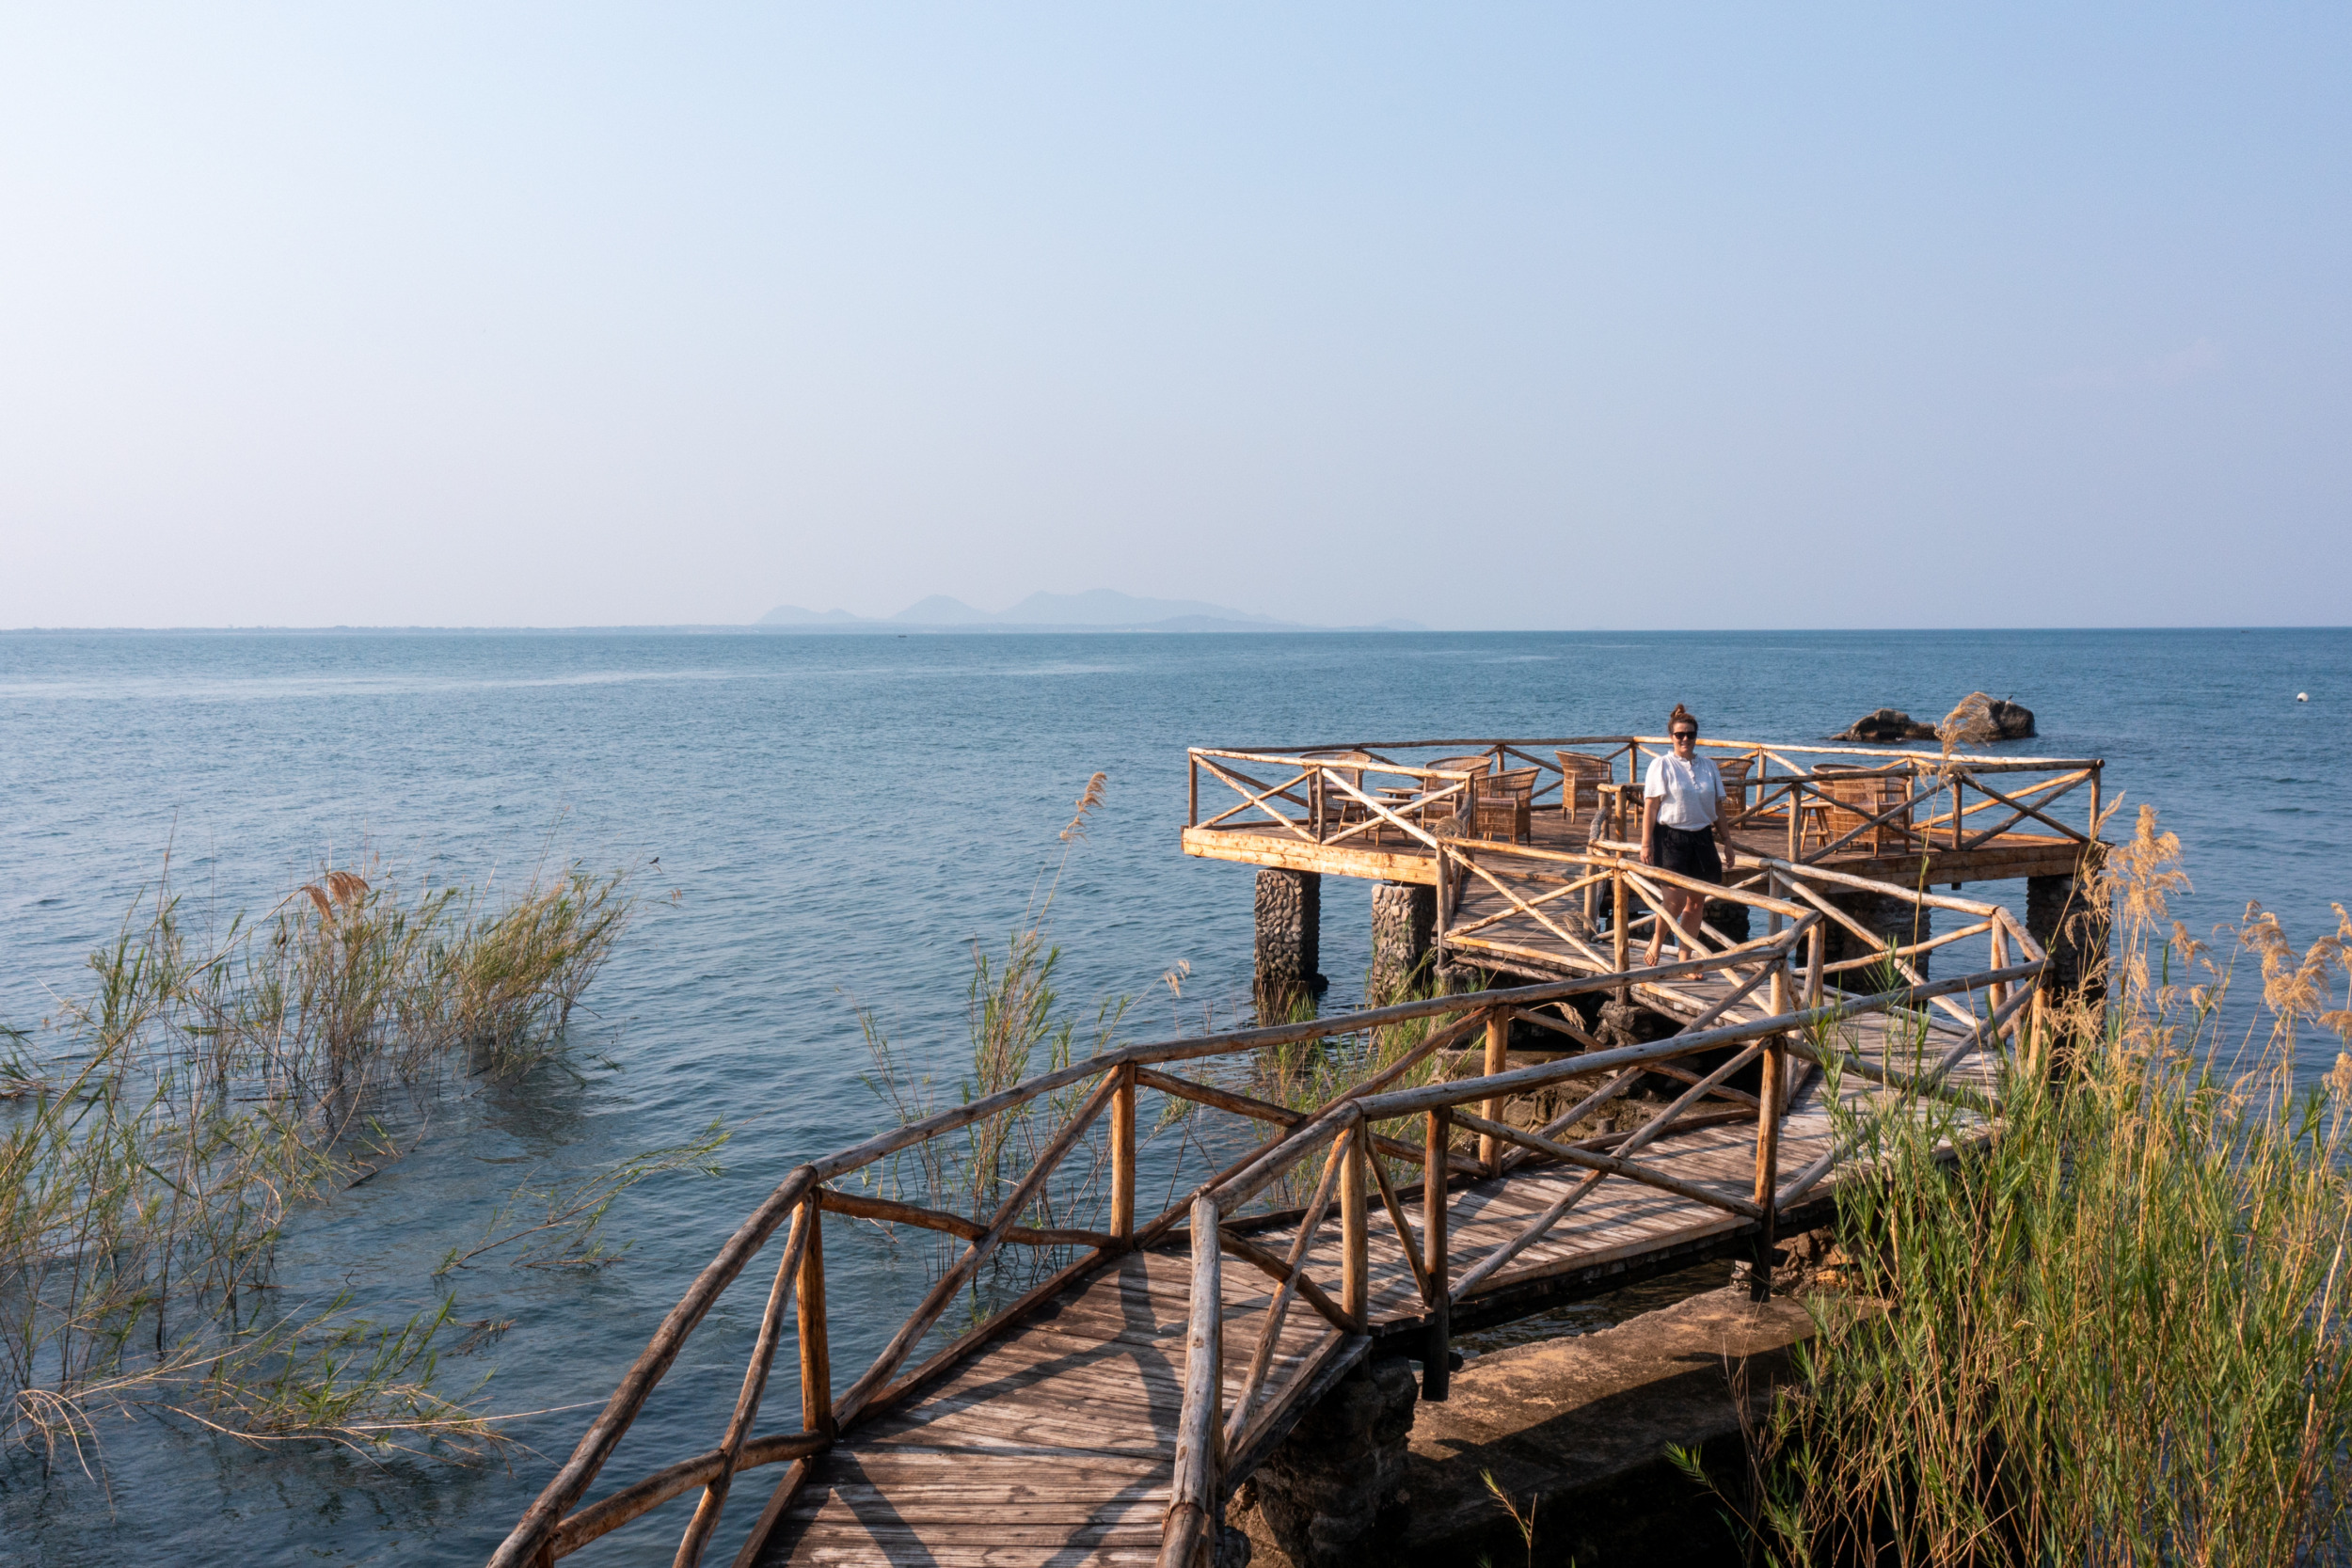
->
xmin=674 ymin=1198 xmax=817 ymax=1566
xmin=488 ymin=1164 xmax=819 ymax=1568
xmin=1199 ymin=736 xmax=2101 ymax=770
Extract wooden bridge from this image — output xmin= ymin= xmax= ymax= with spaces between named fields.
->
xmin=488 ymin=847 xmax=2057 ymax=1568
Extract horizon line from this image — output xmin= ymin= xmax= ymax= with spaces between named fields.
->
xmin=3 ymin=622 xmax=2344 ymax=636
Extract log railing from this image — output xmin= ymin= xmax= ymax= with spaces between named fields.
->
xmin=489 ymin=863 xmax=2046 ymax=1568
xmin=1185 ymin=736 xmax=2105 ymax=867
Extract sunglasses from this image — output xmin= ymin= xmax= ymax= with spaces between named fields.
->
xmin=1670 ymin=730 xmax=1697 ymax=741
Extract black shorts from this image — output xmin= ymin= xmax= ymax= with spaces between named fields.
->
xmin=1652 ymin=823 xmax=1722 ymax=884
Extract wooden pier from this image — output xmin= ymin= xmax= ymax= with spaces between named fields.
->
xmin=490 ymin=830 xmax=2064 ymax=1568
xmin=1184 ymin=734 xmax=2103 ymax=997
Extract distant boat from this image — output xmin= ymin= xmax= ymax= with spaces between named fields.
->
xmin=2298 ymin=692 xmax=2311 ymax=702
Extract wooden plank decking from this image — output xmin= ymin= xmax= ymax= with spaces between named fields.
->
xmin=759 ymin=998 xmax=1991 ymax=1565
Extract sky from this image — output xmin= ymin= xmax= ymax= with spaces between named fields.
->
xmin=1 ymin=5 xmax=2346 ymax=630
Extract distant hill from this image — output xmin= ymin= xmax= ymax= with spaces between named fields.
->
xmin=992 ymin=590 xmax=1288 ymax=627
xmin=755 ymin=604 xmax=863 ymax=626
xmin=753 ymin=589 xmax=1425 ymax=633
xmin=890 ymin=595 xmax=995 ymax=625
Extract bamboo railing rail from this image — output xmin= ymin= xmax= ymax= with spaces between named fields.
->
xmin=489 ymin=847 xmax=2048 ymax=1568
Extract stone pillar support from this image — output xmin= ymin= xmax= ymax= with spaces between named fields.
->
xmin=2028 ymin=865 xmax=2109 ymax=1008
xmin=1255 ymin=869 xmax=1326 ymax=1012
xmin=1369 ymin=881 xmax=1436 ymax=1003
xmin=1237 ymin=1358 xmax=1419 ymax=1568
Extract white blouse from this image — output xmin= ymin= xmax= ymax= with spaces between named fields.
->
xmin=1643 ymin=752 xmax=1724 ymax=830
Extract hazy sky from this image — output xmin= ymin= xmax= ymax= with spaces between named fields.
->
xmin=3 ymin=6 xmax=2346 ymax=629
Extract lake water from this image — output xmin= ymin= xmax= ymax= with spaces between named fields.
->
xmin=1 ymin=627 xmax=2345 ymax=1565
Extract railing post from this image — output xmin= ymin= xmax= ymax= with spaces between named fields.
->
xmin=1164 ymin=1194 xmax=1224 ymax=1568
xmin=1434 ymin=845 xmax=1453 ymax=970
xmin=1613 ymin=868 xmax=1629 ymax=997
xmin=1787 ymin=778 xmax=1803 ymax=861
xmin=2026 ymin=985 xmax=2049 ymax=1079
xmin=1988 ymin=925 xmax=2011 ymax=1051
xmin=2089 ymin=763 xmax=2103 ymax=838
xmin=1111 ymin=1064 xmax=1136 ymax=1241
xmin=1751 ymin=1039 xmax=1784 ymax=1304
xmin=798 ymin=1195 xmax=832 ymax=1441
xmin=1804 ymin=922 xmax=1825 ymax=1009
xmin=1422 ymin=1106 xmax=1451 ymax=1401
xmin=1188 ymin=752 xmax=1199 ymax=829
xmin=1478 ymin=1008 xmax=1509 ymax=1177
xmin=1341 ymin=1129 xmax=1369 ymax=1331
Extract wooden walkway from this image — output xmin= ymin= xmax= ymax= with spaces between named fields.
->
xmin=489 ymin=853 xmax=2045 ymax=1568
xmin=758 ymin=1003 xmax=1992 ymax=1565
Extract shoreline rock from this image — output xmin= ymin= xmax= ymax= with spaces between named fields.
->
xmin=1832 ymin=692 xmax=2036 ymax=745
xmin=1832 ymin=706 xmax=1938 ymax=743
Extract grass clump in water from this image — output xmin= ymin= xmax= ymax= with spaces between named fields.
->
xmin=1692 ymin=807 xmax=2352 ymax=1566
xmin=0 ymin=849 xmax=637 ymax=1465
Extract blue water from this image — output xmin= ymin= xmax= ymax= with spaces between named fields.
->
xmin=1 ymin=627 xmax=2345 ymax=1566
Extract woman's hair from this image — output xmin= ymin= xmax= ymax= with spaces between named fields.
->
xmin=1667 ymin=702 xmax=1696 ymax=734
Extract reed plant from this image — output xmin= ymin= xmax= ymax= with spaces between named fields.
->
xmin=1689 ymin=807 xmax=2352 ymax=1566
xmin=0 ymin=850 xmax=635 ymax=1464
xmin=858 ymin=775 xmax=1126 ymax=1288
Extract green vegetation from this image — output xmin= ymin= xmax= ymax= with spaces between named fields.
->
xmin=1687 ymin=808 xmax=2352 ymax=1566
xmin=0 ymin=850 xmax=668 ymax=1466
xmin=858 ymin=774 xmax=1128 ymax=1274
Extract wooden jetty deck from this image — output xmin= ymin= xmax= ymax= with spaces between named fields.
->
xmin=1184 ymin=734 xmax=2105 ymax=891
xmin=490 ymin=863 xmax=2050 ymax=1568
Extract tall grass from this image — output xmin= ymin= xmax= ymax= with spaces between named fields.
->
xmin=859 ymin=775 xmax=1127 ymax=1286
xmin=1701 ymin=808 xmax=2352 ymax=1566
xmin=0 ymin=851 xmax=634 ymax=1464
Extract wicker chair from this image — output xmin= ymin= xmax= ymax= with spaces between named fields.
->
xmin=1714 ymin=754 xmax=1755 ymax=827
xmin=1473 ymin=768 xmax=1539 ymax=845
xmin=1806 ymin=768 xmax=1916 ymax=855
xmin=1419 ymin=755 xmax=1491 ymax=832
xmin=1319 ymin=751 xmax=1375 ymax=837
xmin=1554 ymin=751 xmax=1614 ymax=821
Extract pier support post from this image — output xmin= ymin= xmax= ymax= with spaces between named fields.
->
xmin=1369 ymin=881 xmax=1436 ymax=1004
xmin=1703 ymin=897 xmax=1752 ymax=947
xmin=1822 ymin=890 xmax=1932 ymax=977
xmin=2028 ymin=860 xmax=2110 ymax=1010
xmin=1238 ymin=1358 xmax=1419 ymax=1568
xmin=1422 ymin=1107 xmax=1451 ymax=1402
xmin=1254 ymin=869 xmax=1327 ymax=1014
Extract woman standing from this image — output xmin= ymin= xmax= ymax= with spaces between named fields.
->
xmin=1641 ymin=703 xmax=1736 ymax=965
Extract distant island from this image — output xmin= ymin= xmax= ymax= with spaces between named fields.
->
xmin=755 ymin=588 xmax=1423 ymax=634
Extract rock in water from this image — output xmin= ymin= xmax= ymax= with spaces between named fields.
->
xmin=1989 ymin=697 xmax=2036 ymax=739
xmin=1834 ymin=707 xmax=1938 ymax=743
xmin=1936 ymin=691 xmax=2038 ymax=744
